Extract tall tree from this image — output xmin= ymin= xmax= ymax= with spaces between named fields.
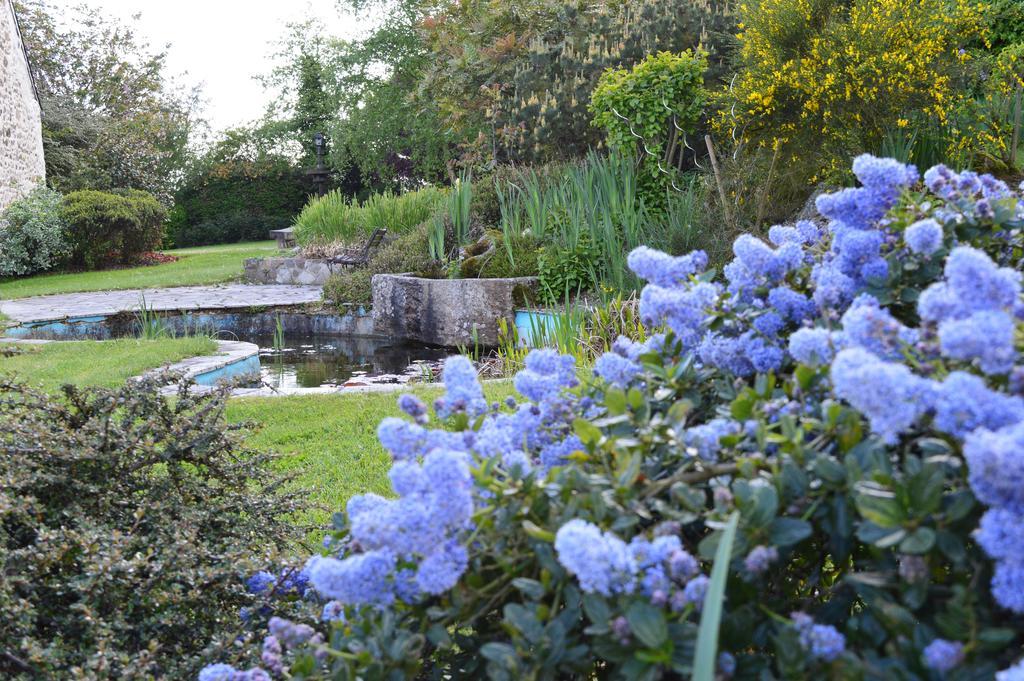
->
xmin=13 ymin=0 xmax=201 ymax=204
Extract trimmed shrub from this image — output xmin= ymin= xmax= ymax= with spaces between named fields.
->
xmin=207 ymin=155 xmax=1024 ymax=678
xmin=590 ymin=50 xmax=708 ymax=205
xmin=171 ymin=158 xmax=312 ymax=247
xmin=172 ymin=213 xmax=292 ymax=248
xmin=0 ymin=376 xmax=301 ymax=679
xmin=60 ymin=189 xmax=166 ymax=269
xmin=0 ymin=186 xmax=70 ymax=277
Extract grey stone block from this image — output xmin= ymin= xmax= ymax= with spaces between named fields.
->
xmin=372 ymin=274 xmax=538 ymax=347
xmin=244 ymin=256 xmax=342 ymax=285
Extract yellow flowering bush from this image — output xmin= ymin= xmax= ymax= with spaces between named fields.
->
xmin=717 ymin=0 xmax=988 ymax=180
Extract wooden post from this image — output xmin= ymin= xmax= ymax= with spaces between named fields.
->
xmin=705 ymin=134 xmax=733 ymax=227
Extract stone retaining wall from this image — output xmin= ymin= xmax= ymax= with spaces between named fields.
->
xmin=244 ymin=257 xmax=344 ymax=285
xmin=0 ymin=1 xmax=45 ymax=209
xmin=372 ymin=274 xmax=538 ymax=347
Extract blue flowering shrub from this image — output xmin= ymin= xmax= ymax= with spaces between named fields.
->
xmin=205 ymin=155 xmax=1024 ymax=679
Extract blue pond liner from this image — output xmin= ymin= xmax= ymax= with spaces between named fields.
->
xmin=193 ymin=353 xmax=262 ymax=386
xmin=514 ymin=310 xmax=559 ymax=347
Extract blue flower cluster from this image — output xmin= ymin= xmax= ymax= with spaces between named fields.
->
xmin=627 ymin=155 xmax=932 ymax=378
xmin=830 ymin=347 xmax=934 ymax=444
xmin=999 ymin=660 xmax=1024 ymax=681
xmin=923 ymin=164 xmax=1011 ymax=206
xmin=919 ymin=246 xmax=1020 ymax=375
xmin=297 ymin=351 xmax=587 ymax=615
xmin=922 ymin=638 xmax=964 ymax=672
xmin=198 ymin=664 xmax=271 ymax=681
xmin=743 ymin=545 xmax=779 ymax=575
xmin=811 ymin=155 xmax=919 ymax=309
xmin=554 ymin=519 xmax=705 ymax=610
xmin=904 ymin=218 xmax=943 ymax=256
xmin=433 ymin=356 xmax=488 ymax=419
xmin=685 ymin=418 xmax=740 ymax=460
xmin=791 ymin=612 xmax=846 ymax=662
xmin=966 ymin=421 xmax=1024 ymax=613
xmin=593 ymin=334 xmax=665 ymax=388
xmin=309 ymin=448 xmax=474 ymax=606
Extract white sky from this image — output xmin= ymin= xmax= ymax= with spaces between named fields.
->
xmin=85 ymin=0 xmax=367 ymax=133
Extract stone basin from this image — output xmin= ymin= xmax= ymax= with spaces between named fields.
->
xmin=371 ymin=274 xmax=538 ymax=347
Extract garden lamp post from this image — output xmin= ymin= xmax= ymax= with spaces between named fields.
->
xmin=308 ymin=132 xmax=330 ymax=197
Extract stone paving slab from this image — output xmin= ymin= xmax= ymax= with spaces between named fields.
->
xmin=0 ymin=284 xmax=323 ymax=323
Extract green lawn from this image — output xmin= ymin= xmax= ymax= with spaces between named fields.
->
xmin=0 ymin=241 xmax=280 ymax=299
xmin=0 ymin=337 xmax=218 ymax=392
xmin=226 ymin=381 xmax=517 ymax=531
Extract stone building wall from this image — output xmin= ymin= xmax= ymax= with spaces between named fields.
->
xmin=0 ymin=0 xmax=45 ymax=210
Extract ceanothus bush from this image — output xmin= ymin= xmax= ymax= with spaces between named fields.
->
xmin=203 ymin=155 xmax=1024 ymax=679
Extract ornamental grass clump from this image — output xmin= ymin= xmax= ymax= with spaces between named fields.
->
xmin=206 ymin=155 xmax=1024 ymax=679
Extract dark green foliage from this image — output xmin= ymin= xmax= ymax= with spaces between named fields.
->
xmin=171 ymin=158 xmax=311 ymax=247
xmin=0 ymin=376 xmax=301 ymax=679
xmin=172 ymin=213 xmax=294 ymax=249
xmin=987 ymin=0 xmax=1024 ymax=50
xmin=60 ymin=189 xmax=166 ymax=269
xmin=322 ymin=268 xmax=373 ymax=308
xmin=459 ymin=231 xmax=541 ymax=279
xmin=537 ymin=237 xmax=601 ymax=302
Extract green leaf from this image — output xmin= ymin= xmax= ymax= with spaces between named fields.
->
xmin=582 ymin=593 xmax=612 ymax=627
xmin=855 ymin=486 xmax=905 ymax=527
xmin=511 ymin=578 xmax=545 ymax=600
xmin=426 ymin=623 xmax=452 ymax=648
xmin=730 ymin=395 xmax=754 ymax=420
xmin=814 ymin=456 xmax=847 ymax=484
xmin=769 ymin=517 xmax=813 ymax=546
xmin=794 ymin=364 xmax=817 ymax=390
xmin=480 ymin=642 xmax=518 ymax=668
xmin=521 ymin=520 xmax=555 ymax=542
xmin=605 ymin=388 xmax=628 ymax=415
xmin=693 ymin=511 xmax=740 ymax=681
xmin=745 ymin=482 xmax=778 ymax=527
xmin=504 ymin=603 xmax=544 ymax=643
xmin=573 ymin=418 xmax=602 ymax=445
xmin=857 ymin=521 xmax=907 ymax=548
xmin=899 ymin=527 xmax=936 ymax=554
xmin=625 ymin=601 xmax=668 ymax=649
xmin=978 ymin=627 xmax=1017 ymax=650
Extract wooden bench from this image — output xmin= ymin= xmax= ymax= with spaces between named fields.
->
xmin=269 ymin=227 xmax=296 ymax=249
xmin=329 ymin=228 xmax=388 ymax=267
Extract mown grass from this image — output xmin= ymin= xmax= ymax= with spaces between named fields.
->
xmin=0 ymin=337 xmax=218 ymax=392
xmin=0 ymin=241 xmax=279 ymax=299
xmin=225 ymin=381 xmax=518 ymax=531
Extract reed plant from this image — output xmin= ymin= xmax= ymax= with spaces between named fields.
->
xmin=495 ymin=293 xmax=651 ymax=374
xmin=429 ymin=172 xmax=474 ymax=263
xmin=293 ymin=186 xmax=445 ymax=245
xmin=498 ymin=152 xmax=672 ymax=299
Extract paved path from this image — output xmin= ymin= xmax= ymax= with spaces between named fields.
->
xmin=0 ymin=284 xmax=323 ymax=323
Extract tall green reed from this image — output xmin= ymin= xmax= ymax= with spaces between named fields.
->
xmin=495 ymin=293 xmax=650 ymax=374
xmin=497 ymin=152 xmax=668 ymax=299
xmin=293 ymin=186 xmax=445 ymax=245
xmin=429 ymin=172 xmax=474 ymax=263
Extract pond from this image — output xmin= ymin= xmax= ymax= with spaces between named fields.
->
xmin=249 ymin=333 xmax=453 ymax=393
